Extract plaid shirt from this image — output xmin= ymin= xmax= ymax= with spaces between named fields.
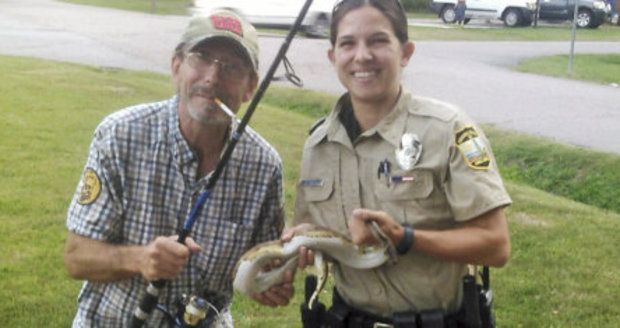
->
xmin=67 ymin=96 xmax=284 ymax=327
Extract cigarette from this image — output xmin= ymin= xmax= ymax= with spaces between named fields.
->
xmin=214 ymin=98 xmax=237 ymax=119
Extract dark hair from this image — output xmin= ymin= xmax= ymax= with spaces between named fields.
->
xmin=330 ymin=0 xmax=409 ymax=46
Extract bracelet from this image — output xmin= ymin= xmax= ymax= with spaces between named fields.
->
xmin=396 ymin=224 xmax=414 ymax=255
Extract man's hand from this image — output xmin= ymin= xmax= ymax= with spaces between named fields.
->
xmin=139 ymin=235 xmax=202 ymax=281
xmin=282 ymin=223 xmax=316 ymax=269
xmin=250 ymin=270 xmax=295 ymax=307
xmin=250 ymin=223 xmax=318 ymax=307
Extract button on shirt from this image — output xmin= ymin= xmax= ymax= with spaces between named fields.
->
xmin=294 ymin=91 xmax=511 ymax=317
xmin=67 ymin=96 xmax=284 ymax=327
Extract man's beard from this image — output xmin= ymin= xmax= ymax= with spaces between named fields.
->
xmin=186 ymin=86 xmax=231 ymax=126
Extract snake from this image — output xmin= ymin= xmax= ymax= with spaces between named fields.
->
xmin=232 ymin=226 xmax=393 ymax=306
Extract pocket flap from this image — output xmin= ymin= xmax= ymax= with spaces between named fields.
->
xmin=301 ymin=176 xmax=334 ymax=202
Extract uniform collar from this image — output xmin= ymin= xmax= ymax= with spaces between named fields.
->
xmin=308 ymin=90 xmax=413 ymax=150
xmin=326 ymin=94 xmax=355 ymax=149
xmin=369 ymin=90 xmax=411 ymax=149
xmin=306 ymin=94 xmax=351 ymax=149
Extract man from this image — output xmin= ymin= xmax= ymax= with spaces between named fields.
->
xmin=64 ymin=10 xmax=284 ymax=327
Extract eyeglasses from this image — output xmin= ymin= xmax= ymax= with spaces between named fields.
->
xmin=185 ymin=51 xmax=250 ymax=81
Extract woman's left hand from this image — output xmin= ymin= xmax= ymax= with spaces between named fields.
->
xmin=348 ymin=208 xmax=405 ymax=246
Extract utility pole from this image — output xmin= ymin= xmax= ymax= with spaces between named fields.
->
xmin=568 ymin=0 xmax=579 ymax=76
xmin=534 ymin=0 xmax=540 ymax=27
xmin=151 ymin=0 xmax=157 ymax=14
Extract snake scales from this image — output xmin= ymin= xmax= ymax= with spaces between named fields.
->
xmin=233 ymin=227 xmax=391 ymax=304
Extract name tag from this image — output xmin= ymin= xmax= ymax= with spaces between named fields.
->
xmin=300 ymin=179 xmax=324 ymax=187
xmin=390 ymin=176 xmax=415 ymax=183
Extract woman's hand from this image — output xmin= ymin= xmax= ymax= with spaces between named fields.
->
xmin=348 ymin=208 xmax=405 ymax=246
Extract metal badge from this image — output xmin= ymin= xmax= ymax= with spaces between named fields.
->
xmin=395 ymin=133 xmax=422 ymax=170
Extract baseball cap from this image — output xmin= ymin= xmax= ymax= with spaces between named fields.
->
xmin=180 ymin=10 xmax=259 ymax=73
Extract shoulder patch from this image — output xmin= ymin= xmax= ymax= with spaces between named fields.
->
xmin=455 ymin=126 xmax=491 ymax=170
xmin=308 ymin=117 xmax=326 ymax=136
xmin=78 ymin=168 xmax=102 ymax=205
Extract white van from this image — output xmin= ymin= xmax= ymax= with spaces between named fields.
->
xmin=430 ymin=0 xmax=537 ymax=27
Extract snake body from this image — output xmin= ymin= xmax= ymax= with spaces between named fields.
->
xmin=233 ymin=227 xmax=390 ymax=297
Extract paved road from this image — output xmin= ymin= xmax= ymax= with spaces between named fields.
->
xmin=2 ymin=0 xmax=619 ymax=153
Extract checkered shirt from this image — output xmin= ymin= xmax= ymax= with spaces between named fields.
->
xmin=66 ymin=96 xmax=284 ymax=327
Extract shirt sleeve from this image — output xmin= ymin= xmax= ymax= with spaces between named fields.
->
xmin=66 ymin=124 xmax=124 ymax=242
xmin=255 ymin=162 xmax=285 ymax=243
xmin=444 ymin=116 xmax=512 ymax=222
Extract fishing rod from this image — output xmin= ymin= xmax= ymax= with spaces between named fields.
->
xmin=128 ymin=1 xmax=314 ymax=327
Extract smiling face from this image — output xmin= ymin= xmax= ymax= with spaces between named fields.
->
xmin=172 ymin=38 xmax=257 ymax=127
xmin=328 ymin=5 xmax=414 ymax=108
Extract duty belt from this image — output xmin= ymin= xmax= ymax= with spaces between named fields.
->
xmin=325 ymin=289 xmax=467 ymax=328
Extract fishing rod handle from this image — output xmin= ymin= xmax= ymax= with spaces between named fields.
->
xmin=128 ymin=280 xmax=166 ymax=328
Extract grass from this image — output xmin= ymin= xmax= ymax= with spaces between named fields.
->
xmin=409 ymin=23 xmax=620 ymax=41
xmin=515 ymin=54 xmax=620 ymax=85
xmin=61 ymin=0 xmax=193 ymax=15
xmin=1 ymin=55 xmax=619 ymax=327
xmin=59 ymin=0 xmax=620 ymax=41
xmin=486 ymin=127 xmax=620 ymax=213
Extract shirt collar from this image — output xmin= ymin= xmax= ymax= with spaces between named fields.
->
xmin=366 ymin=90 xmax=410 ymax=149
xmin=319 ymin=90 xmax=410 ymax=149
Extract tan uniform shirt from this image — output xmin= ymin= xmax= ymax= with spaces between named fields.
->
xmin=294 ymin=91 xmax=511 ymax=317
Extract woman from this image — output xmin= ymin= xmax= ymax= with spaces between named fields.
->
xmin=256 ymin=0 xmax=511 ymax=326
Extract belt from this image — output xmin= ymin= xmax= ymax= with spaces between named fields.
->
xmin=329 ymin=290 xmax=466 ymax=328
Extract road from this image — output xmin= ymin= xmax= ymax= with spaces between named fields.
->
xmin=1 ymin=0 xmax=619 ymax=153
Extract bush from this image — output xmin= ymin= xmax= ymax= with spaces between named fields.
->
xmin=401 ymin=0 xmax=430 ymax=11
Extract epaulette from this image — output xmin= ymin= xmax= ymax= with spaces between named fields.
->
xmin=308 ymin=117 xmax=326 ymax=135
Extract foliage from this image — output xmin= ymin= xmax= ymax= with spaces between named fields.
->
xmin=401 ymin=0 xmax=432 ymax=12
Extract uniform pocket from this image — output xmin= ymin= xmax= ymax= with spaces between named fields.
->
xmin=374 ymin=169 xmax=439 ymax=226
xmin=374 ymin=169 xmax=433 ymax=201
xmin=301 ymin=175 xmax=344 ymax=230
xmin=302 ymin=176 xmax=334 ymax=202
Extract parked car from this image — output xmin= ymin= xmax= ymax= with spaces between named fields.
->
xmin=537 ymin=0 xmax=610 ymax=28
xmin=429 ymin=0 xmax=538 ymax=27
xmin=192 ymin=0 xmax=337 ymax=38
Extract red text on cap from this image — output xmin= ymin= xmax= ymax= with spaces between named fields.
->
xmin=211 ymin=16 xmax=243 ymax=37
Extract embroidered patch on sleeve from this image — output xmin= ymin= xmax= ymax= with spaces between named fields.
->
xmin=78 ymin=167 xmax=102 ymax=205
xmin=455 ymin=126 xmax=491 ymax=170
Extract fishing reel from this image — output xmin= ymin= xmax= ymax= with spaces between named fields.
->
xmin=155 ymin=291 xmax=227 ymax=328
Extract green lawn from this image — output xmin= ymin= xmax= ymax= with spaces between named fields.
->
xmin=1 ymin=55 xmax=619 ymax=327
xmin=62 ymin=0 xmax=192 ymax=15
xmin=409 ymin=23 xmax=620 ymax=41
xmin=515 ymin=54 xmax=620 ymax=85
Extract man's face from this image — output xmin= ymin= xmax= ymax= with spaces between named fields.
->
xmin=172 ymin=39 xmax=257 ymax=127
